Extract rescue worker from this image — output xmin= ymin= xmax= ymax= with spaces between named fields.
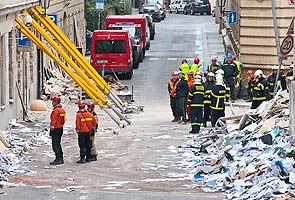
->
xmin=216 ymin=69 xmax=230 ymax=101
xmin=190 ymin=58 xmax=200 ymax=75
xmin=267 ymin=66 xmax=286 ymax=99
xmin=221 ymin=53 xmax=238 ymax=100
xmin=188 ymin=75 xmax=204 ymax=134
xmin=87 ymin=102 xmax=98 ymax=161
xmin=168 ymin=71 xmax=180 ymax=122
xmin=207 ymin=57 xmax=219 ymax=73
xmin=76 ymin=101 xmax=97 ymax=163
xmin=186 ymin=71 xmax=195 ymax=121
xmin=232 ymin=55 xmax=242 ymax=99
xmin=251 ymin=70 xmax=268 ymax=109
xmin=246 ymin=70 xmax=255 ymax=101
xmin=210 ymin=73 xmax=226 ymax=127
xmin=49 ymin=96 xmax=66 ymax=165
xmin=203 ymin=72 xmax=215 ymax=127
xmin=179 ymin=59 xmax=190 ymax=80
xmin=176 ymin=71 xmax=188 ymax=124
xmin=287 ymin=63 xmax=293 ymax=77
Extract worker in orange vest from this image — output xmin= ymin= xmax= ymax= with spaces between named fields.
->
xmin=87 ymin=102 xmax=98 ymax=161
xmin=186 ymin=70 xmax=195 ymax=121
xmin=168 ymin=71 xmax=180 ymax=122
xmin=76 ymin=100 xmax=97 ymax=164
xmin=50 ymin=96 xmax=66 ymax=165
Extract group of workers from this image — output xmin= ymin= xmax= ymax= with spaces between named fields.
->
xmin=168 ymin=52 xmax=293 ymax=134
xmin=49 ymin=96 xmax=98 ymax=165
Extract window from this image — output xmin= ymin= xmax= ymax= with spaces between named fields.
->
xmin=8 ymin=31 xmax=15 ymax=101
xmin=0 ymin=35 xmax=6 ymax=106
xmin=95 ymin=40 xmax=126 ymax=54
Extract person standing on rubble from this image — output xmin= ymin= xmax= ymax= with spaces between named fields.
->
xmin=251 ymin=70 xmax=268 ymax=109
xmin=168 ymin=71 xmax=180 ymax=122
xmin=87 ymin=102 xmax=98 ymax=161
xmin=246 ymin=70 xmax=255 ymax=101
xmin=231 ymin=55 xmax=242 ymax=99
xmin=221 ymin=53 xmax=238 ymax=101
xmin=203 ymin=72 xmax=215 ymax=127
xmin=216 ymin=69 xmax=230 ymax=101
xmin=76 ymin=101 xmax=97 ymax=163
xmin=210 ymin=73 xmax=226 ymax=127
xmin=287 ymin=63 xmax=293 ymax=77
xmin=176 ymin=71 xmax=189 ymax=124
xmin=179 ymin=59 xmax=190 ymax=80
xmin=188 ymin=75 xmax=204 ymax=133
xmin=49 ymin=96 xmax=66 ymax=165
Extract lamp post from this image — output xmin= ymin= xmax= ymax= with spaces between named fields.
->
xmin=39 ymin=0 xmax=51 ymax=14
xmin=218 ymin=0 xmax=226 ymax=34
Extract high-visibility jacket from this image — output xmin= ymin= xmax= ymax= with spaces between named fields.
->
xmin=168 ymin=79 xmax=179 ymax=97
xmin=222 ymin=61 xmax=238 ymax=79
xmin=252 ymin=78 xmax=268 ymax=101
xmin=179 ymin=63 xmax=190 ymax=80
xmin=233 ymin=60 xmax=242 ymax=79
xmin=210 ymin=84 xmax=226 ymax=110
xmin=190 ymin=64 xmax=199 ymax=75
xmin=204 ymin=80 xmax=215 ymax=104
xmin=50 ymin=105 xmax=66 ymax=129
xmin=187 ymin=77 xmax=195 ymax=91
xmin=188 ymin=84 xmax=204 ymax=107
xmin=76 ymin=110 xmax=97 ymax=133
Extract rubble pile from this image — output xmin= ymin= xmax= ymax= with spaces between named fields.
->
xmin=177 ymin=91 xmax=295 ymax=199
xmin=0 ymin=120 xmax=51 ymax=187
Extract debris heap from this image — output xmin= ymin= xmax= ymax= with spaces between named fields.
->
xmin=177 ymin=90 xmax=295 ymax=199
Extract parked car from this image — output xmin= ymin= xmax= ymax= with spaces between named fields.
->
xmin=139 ymin=4 xmax=162 ymax=22
xmin=144 ymin=14 xmax=155 ymax=40
xmin=184 ymin=0 xmax=211 ymax=15
xmin=145 ymin=0 xmax=167 ymax=19
xmin=169 ymin=0 xmax=188 ymax=14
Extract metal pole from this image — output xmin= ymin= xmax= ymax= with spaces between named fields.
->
xmin=271 ymin=0 xmax=282 ymax=96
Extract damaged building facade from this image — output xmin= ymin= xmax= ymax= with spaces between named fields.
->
xmin=0 ymin=0 xmax=86 ymax=130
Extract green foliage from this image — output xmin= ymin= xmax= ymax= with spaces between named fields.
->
xmin=86 ymin=0 xmax=132 ymax=32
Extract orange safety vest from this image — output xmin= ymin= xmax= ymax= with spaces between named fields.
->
xmin=169 ymin=79 xmax=179 ymax=97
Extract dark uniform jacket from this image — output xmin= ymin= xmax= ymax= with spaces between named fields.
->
xmin=222 ymin=61 xmax=238 ymax=79
xmin=210 ymin=84 xmax=226 ymax=110
xmin=204 ymin=81 xmax=215 ymax=104
xmin=253 ymin=78 xmax=268 ymax=101
xmin=176 ymin=78 xmax=188 ymax=97
xmin=188 ymin=84 xmax=205 ymax=107
xmin=267 ymin=74 xmax=286 ymax=96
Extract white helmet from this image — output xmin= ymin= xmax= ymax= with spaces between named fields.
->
xmin=254 ymin=69 xmax=264 ymax=78
xmin=280 ymin=65 xmax=285 ymax=70
xmin=194 ymin=75 xmax=202 ymax=85
xmin=215 ymin=73 xmax=224 ymax=84
xmin=216 ymin=69 xmax=224 ymax=76
xmin=207 ymin=72 xmax=215 ymax=77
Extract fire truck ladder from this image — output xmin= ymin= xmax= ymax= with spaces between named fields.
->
xmin=15 ymin=6 xmax=131 ymax=127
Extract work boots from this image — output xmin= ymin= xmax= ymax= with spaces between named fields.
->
xmin=90 ymin=155 xmax=97 ymax=161
xmin=76 ymin=158 xmax=86 ymax=164
xmin=50 ymin=158 xmax=64 ymax=165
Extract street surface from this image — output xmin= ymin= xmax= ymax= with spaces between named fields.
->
xmin=3 ymin=13 xmax=229 ymax=199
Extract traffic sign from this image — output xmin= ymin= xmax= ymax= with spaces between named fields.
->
xmin=17 ymin=30 xmax=31 ymax=47
xmin=48 ymin=14 xmax=58 ymax=25
xmin=96 ymin=0 xmax=104 ymax=11
xmin=228 ymin=11 xmax=237 ymax=25
xmin=280 ymin=35 xmax=294 ymax=56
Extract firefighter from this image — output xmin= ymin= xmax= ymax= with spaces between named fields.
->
xmin=176 ymin=71 xmax=189 ymax=124
xmin=251 ymin=70 xmax=268 ymax=109
xmin=186 ymin=71 xmax=195 ymax=121
xmin=287 ymin=63 xmax=293 ymax=77
xmin=221 ymin=53 xmax=238 ymax=100
xmin=203 ymin=72 xmax=215 ymax=127
xmin=188 ymin=75 xmax=204 ymax=134
xmin=207 ymin=56 xmax=219 ymax=73
xmin=267 ymin=66 xmax=286 ymax=99
xmin=87 ymin=102 xmax=98 ymax=161
xmin=49 ymin=96 xmax=66 ymax=165
xmin=76 ymin=101 xmax=97 ymax=163
xmin=179 ymin=59 xmax=190 ymax=80
xmin=216 ymin=69 xmax=230 ymax=101
xmin=210 ymin=73 xmax=226 ymax=127
xmin=168 ymin=71 xmax=180 ymax=122
xmin=231 ymin=54 xmax=242 ymax=99
xmin=190 ymin=58 xmax=200 ymax=75
xmin=246 ymin=70 xmax=255 ymax=101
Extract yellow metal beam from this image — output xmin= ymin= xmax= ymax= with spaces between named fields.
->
xmin=15 ymin=18 xmax=123 ymax=126
xmin=27 ymin=15 xmax=111 ymax=107
xmin=29 ymin=6 xmax=111 ymax=94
